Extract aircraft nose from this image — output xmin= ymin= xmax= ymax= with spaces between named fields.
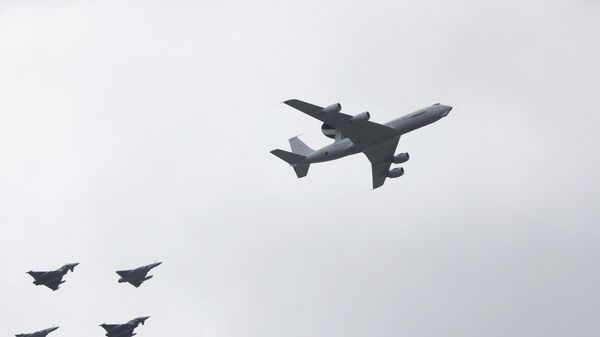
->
xmin=441 ymin=105 xmax=452 ymax=117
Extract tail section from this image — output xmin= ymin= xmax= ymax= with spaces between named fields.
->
xmin=289 ymin=136 xmax=313 ymax=156
xmin=292 ymin=164 xmax=309 ymax=178
xmin=271 ymin=136 xmax=314 ymax=178
xmin=270 ymin=149 xmax=305 ymax=165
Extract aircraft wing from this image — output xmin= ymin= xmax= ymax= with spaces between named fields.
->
xmin=284 ymin=99 xmax=397 ymax=145
xmin=116 ymin=270 xmax=131 ymax=278
xmin=107 ymin=328 xmax=133 ymax=337
xmin=128 ymin=279 xmax=145 ymax=288
xmin=27 ymin=271 xmax=47 ymax=280
xmin=44 ymin=278 xmax=62 ymax=291
xmin=100 ymin=325 xmax=119 ymax=333
xmin=363 ymin=136 xmax=401 ymax=189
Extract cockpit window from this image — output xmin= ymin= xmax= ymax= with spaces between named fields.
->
xmin=410 ymin=111 xmax=427 ymax=118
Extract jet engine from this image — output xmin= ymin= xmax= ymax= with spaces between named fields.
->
xmin=321 ymin=103 xmax=341 ymax=114
xmin=392 ymin=152 xmax=409 ymax=164
xmin=348 ymin=111 xmax=370 ymax=123
xmin=321 ymin=123 xmax=336 ymax=139
xmin=387 ymin=167 xmax=404 ymax=178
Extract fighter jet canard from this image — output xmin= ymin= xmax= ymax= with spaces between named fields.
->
xmin=26 ymin=263 xmax=79 ymax=291
xmin=116 ymin=261 xmax=162 ymax=288
xmin=271 ymin=99 xmax=452 ymax=189
xmin=100 ymin=317 xmax=149 ymax=337
xmin=15 ymin=326 xmax=59 ymax=337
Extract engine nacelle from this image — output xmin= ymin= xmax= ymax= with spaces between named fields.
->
xmin=348 ymin=111 xmax=370 ymax=123
xmin=321 ymin=103 xmax=341 ymax=114
xmin=387 ymin=167 xmax=404 ymax=178
xmin=392 ymin=152 xmax=409 ymax=164
xmin=321 ymin=123 xmax=336 ymax=139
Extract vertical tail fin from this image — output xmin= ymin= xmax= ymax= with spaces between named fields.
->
xmin=271 ymin=136 xmax=313 ymax=178
xmin=289 ymin=136 xmax=313 ymax=156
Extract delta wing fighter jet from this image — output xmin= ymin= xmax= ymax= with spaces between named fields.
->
xmin=271 ymin=99 xmax=452 ymax=189
xmin=116 ymin=261 xmax=162 ymax=288
xmin=100 ymin=317 xmax=149 ymax=337
xmin=27 ymin=263 xmax=79 ymax=291
xmin=16 ymin=326 xmax=59 ymax=337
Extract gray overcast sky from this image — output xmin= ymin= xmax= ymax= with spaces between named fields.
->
xmin=1 ymin=0 xmax=599 ymax=336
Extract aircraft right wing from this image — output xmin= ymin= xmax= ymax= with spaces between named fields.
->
xmin=116 ymin=270 xmax=131 ymax=278
xmin=100 ymin=324 xmax=118 ymax=332
xmin=283 ymin=99 xmax=397 ymax=145
xmin=27 ymin=271 xmax=47 ymax=280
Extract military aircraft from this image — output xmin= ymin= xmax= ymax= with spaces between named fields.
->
xmin=116 ymin=261 xmax=162 ymax=288
xmin=100 ymin=317 xmax=149 ymax=337
xmin=15 ymin=326 xmax=59 ymax=337
xmin=271 ymin=99 xmax=452 ymax=189
xmin=26 ymin=263 xmax=79 ymax=291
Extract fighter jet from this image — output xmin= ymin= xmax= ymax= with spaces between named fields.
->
xmin=27 ymin=263 xmax=79 ymax=291
xmin=16 ymin=326 xmax=59 ymax=337
xmin=271 ymin=99 xmax=452 ymax=189
xmin=116 ymin=261 xmax=162 ymax=288
xmin=100 ymin=317 xmax=149 ymax=337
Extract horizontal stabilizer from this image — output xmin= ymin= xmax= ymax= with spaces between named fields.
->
xmin=270 ymin=149 xmax=305 ymax=165
xmin=293 ymin=164 xmax=309 ymax=178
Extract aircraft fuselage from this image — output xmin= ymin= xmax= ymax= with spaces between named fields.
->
xmin=303 ymin=104 xmax=452 ymax=164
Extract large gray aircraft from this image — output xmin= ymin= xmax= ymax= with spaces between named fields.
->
xmin=16 ymin=326 xmax=59 ymax=337
xmin=27 ymin=263 xmax=79 ymax=291
xmin=116 ymin=261 xmax=162 ymax=288
xmin=100 ymin=317 xmax=149 ymax=337
xmin=271 ymin=99 xmax=452 ymax=189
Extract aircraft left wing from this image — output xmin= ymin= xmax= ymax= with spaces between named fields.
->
xmin=107 ymin=328 xmax=134 ymax=337
xmin=363 ymin=136 xmax=401 ymax=189
xmin=129 ymin=279 xmax=145 ymax=288
xmin=284 ymin=99 xmax=397 ymax=145
xmin=116 ymin=270 xmax=131 ymax=278
xmin=44 ymin=278 xmax=62 ymax=291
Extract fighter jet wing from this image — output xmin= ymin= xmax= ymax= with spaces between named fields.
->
xmin=128 ymin=279 xmax=145 ymax=288
xmin=363 ymin=136 xmax=401 ymax=189
xmin=28 ymin=271 xmax=47 ymax=279
xmin=116 ymin=270 xmax=131 ymax=278
xmin=100 ymin=325 xmax=119 ymax=333
xmin=44 ymin=278 xmax=62 ymax=291
xmin=284 ymin=99 xmax=397 ymax=145
xmin=107 ymin=328 xmax=134 ymax=337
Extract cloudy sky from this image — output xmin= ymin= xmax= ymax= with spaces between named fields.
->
xmin=1 ymin=1 xmax=599 ymax=336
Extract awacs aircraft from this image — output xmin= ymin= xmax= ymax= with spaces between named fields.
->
xmin=271 ymin=99 xmax=452 ymax=189
xmin=116 ymin=261 xmax=162 ymax=288
xmin=100 ymin=317 xmax=149 ymax=337
xmin=16 ymin=326 xmax=59 ymax=337
xmin=27 ymin=263 xmax=79 ymax=291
